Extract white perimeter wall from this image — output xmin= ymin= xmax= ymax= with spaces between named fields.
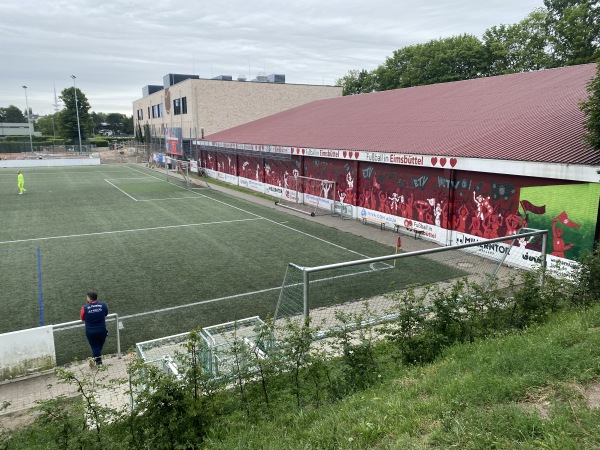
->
xmin=0 ymin=326 xmax=56 ymax=380
xmin=0 ymin=158 xmax=101 ymax=169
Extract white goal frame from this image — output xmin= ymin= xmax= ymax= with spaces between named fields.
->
xmin=276 ymin=175 xmax=336 ymax=217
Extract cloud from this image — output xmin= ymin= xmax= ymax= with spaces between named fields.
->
xmin=0 ymin=0 xmax=544 ymax=116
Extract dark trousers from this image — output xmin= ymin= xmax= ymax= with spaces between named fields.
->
xmin=86 ymin=329 xmax=108 ymax=362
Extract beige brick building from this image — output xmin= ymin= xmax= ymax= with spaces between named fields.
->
xmin=132 ymin=74 xmax=342 ymax=140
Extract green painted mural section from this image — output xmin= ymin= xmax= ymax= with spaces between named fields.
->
xmin=521 ymin=183 xmax=600 ymax=259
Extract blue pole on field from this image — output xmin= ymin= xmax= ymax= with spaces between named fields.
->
xmin=37 ymin=247 xmax=44 ymax=326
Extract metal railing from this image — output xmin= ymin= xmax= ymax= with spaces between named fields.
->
xmin=52 ymin=313 xmax=122 ymax=358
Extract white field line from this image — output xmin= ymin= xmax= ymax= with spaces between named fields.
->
xmin=106 ymin=177 xmax=163 ymax=182
xmin=105 ymin=179 xmax=138 ymax=201
xmin=136 ymin=197 xmax=203 ymax=201
xmin=118 ymin=264 xmax=394 ymax=322
xmin=0 ymin=218 xmax=265 ymax=245
xmin=0 ymin=169 xmax=130 ymax=176
xmin=124 ymin=165 xmax=374 ymax=259
xmin=119 ymin=287 xmax=281 ymax=320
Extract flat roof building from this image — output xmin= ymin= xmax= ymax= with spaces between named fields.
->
xmin=132 ymin=73 xmax=342 ymax=141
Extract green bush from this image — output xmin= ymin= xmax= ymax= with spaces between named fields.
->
xmin=87 ymin=139 xmax=109 ymax=147
xmin=6 ymin=251 xmax=600 ymax=449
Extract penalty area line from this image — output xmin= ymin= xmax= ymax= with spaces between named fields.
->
xmin=123 ymin=165 xmax=376 ymax=259
xmin=119 ymin=264 xmax=395 ymax=321
xmin=120 ymin=286 xmax=282 ymax=320
xmin=0 ymin=217 xmax=265 ymax=245
xmin=137 ymin=196 xmax=203 ymax=202
xmin=105 ymin=179 xmax=137 ymax=201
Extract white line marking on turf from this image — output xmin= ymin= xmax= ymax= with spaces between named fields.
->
xmin=0 ymin=218 xmax=265 ymax=245
xmin=105 ymin=179 xmax=138 ymax=201
xmin=125 ymin=165 xmax=375 ymax=259
xmin=118 ymin=264 xmax=394 ymax=321
xmin=136 ymin=197 xmax=202 ymax=201
xmin=119 ymin=287 xmax=282 ymax=320
xmin=0 ymin=169 xmax=132 ymax=176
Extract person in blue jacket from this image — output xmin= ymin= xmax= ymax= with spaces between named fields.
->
xmin=80 ymin=292 xmax=108 ymax=367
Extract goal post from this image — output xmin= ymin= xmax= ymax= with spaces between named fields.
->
xmin=154 ymin=158 xmax=209 ymax=190
xmin=274 ymin=229 xmax=550 ymax=331
xmin=275 ymin=175 xmax=336 ymax=217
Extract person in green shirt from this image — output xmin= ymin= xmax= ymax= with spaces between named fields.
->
xmin=17 ymin=171 xmax=26 ymax=194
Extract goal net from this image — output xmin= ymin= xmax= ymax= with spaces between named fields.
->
xmin=135 ymin=316 xmax=270 ymax=380
xmin=276 ymin=175 xmax=336 ymax=217
xmin=274 ymin=229 xmax=550 ymax=333
xmin=154 ymin=158 xmax=210 ymax=190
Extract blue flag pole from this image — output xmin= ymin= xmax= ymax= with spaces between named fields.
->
xmin=37 ymin=247 xmax=44 ymax=326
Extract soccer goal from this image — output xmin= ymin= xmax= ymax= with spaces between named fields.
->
xmin=135 ymin=316 xmax=271 ymax=380
xmin=274 ymin=229 xmax=550 ymax=332
xmin=276 ymin=175 xmax=336 ymax=217
xmin=157 ymin=159 xmax=210 ymax=190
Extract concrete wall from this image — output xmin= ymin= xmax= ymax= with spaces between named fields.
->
xmin=0 ymin=326 xmax=56 ymax=381
xmin=0 ymin=158 xmax=101 ymax=168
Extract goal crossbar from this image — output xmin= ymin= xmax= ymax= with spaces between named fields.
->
xmin=275 ymin=175 xmax=335 ymax=217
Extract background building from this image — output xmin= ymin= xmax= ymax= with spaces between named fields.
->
xmin=132 ymin=73 xmax=342 ymax=144
xmin=0 ymin=122 xmax=39 ymax=137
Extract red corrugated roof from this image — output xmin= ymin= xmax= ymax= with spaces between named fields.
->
xmin=206 ymin=64 xmax=600 ymax=165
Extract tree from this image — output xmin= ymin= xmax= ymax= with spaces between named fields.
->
xmin=122 ymin=115 xmax=134 ymax=135
xmin=91 ymin=111 xmax=107 ymax=134
xmin=378 ymin=34 xmax=488 ymax=90
xmin=58 ymin=87 xmax=92 ymax=141
xmin=0 ymin=105 xmax=27 ymax=122
xmin=580 ymin=62 xmax=600 ymax=149
xmin=106 ymin=113 xmax=125 ymax=134
xmin=36 ymin=113 xmax=60 ymax=138
xmin=337 ymin=3 xmax=598 ymax=97
xmin=544 ymin=0 xmax=600 ymax=64
xmin=337 ymin=69 xmax=377 ymax=95
xmin=483 ymin=9 xmax=557 ymax=76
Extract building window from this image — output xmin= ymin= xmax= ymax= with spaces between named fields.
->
xmin=147 ymin=107 xmax=150 ymax=118
xmin=158 ymin=103 xmax=163 ymax=117
xmin=182 ymin=97 xmax=187 ymax=114
xmin=173 ymin=98 xmax=181 ymax=115
xmin=152 ymin=104 xmax=163 ymax=118
xmin=137 ymin=109 xmax=143 ymax=120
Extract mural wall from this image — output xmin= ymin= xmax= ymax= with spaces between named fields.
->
xmin=198 ymin=149 xmax=600 ymax=263
xmin=303 ymin=157 xmax=357 ymax=201
xmin=353 ymin=161 xmax=596 ymax=261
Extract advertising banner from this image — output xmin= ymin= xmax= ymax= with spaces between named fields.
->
xmin=165 ymin=128 xmax=183 ymax=156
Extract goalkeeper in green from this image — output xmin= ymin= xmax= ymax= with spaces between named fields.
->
xmin=17 ymin=171 xmax=26 ymax=194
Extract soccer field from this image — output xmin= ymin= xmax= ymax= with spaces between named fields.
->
xmin=0 ymin=164 xmax=464 ymax=364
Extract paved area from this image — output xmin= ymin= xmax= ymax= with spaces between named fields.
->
xmin=0 ymin=354 xmax=131 ymax=429
xmin=0 ymin=176 xmax=437 ymax=426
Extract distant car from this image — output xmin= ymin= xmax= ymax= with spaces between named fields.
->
xmin=98 ymin=129 xmax=114 ymax=136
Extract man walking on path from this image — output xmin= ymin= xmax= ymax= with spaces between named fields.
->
xmin=80 ymin=292 xmax=108 ymax=367
xmin=17 ymin=171 xmax=26 ymax=194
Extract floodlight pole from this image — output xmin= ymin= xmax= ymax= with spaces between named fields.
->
xmin=22 ymin=86 xmax=34 ymax=153
xmin=71 ymin=75 xmax=83 ymax=153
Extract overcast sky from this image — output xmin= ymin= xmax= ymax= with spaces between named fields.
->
xmin=2 ymin=0 xmax=544 ymax=117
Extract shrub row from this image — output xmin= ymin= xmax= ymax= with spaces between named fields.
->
xmin=3 ymin=248 xmax=600 ymax=448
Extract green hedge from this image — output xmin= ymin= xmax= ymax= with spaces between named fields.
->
xmin=88 ymin=139 xmax=109 ymax=147
xmin=0 ymin=139 xmax=71 ymax=153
